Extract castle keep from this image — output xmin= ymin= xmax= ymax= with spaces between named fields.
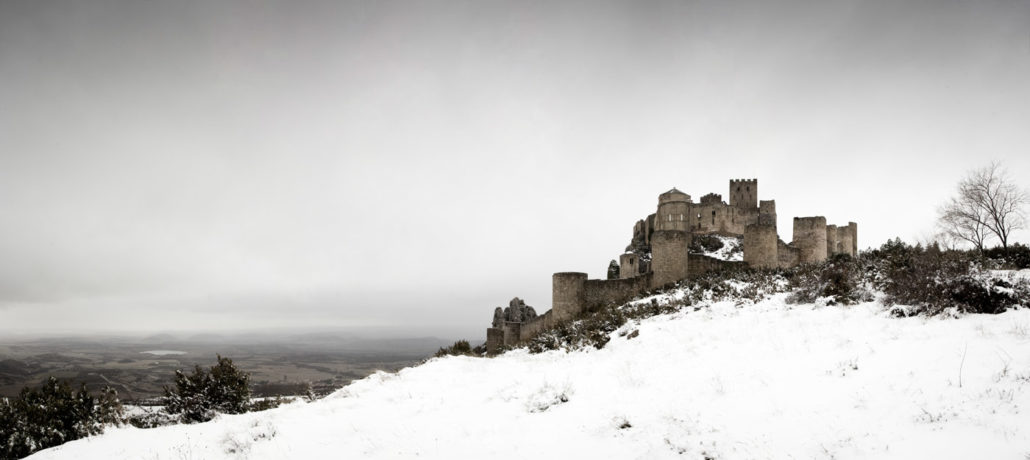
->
xmin=485 ymin=178 xmax=857 ymax=354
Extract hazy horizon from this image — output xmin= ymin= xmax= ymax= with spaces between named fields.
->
xmin=2 ymin=0 xmax=1029 ymax=338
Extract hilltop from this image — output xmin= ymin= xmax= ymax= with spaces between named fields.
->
xmin=28 ymin=269 xmax=1030 ymax=460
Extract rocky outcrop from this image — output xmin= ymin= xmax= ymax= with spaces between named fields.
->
xmin=491 ymin=297 xmax=537 ymax=328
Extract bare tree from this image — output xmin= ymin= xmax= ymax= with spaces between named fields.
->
xmin=938 ymin=191 xmax=991 ymax=253
xmin=938 ymin=162 xmax=1028 ymax=252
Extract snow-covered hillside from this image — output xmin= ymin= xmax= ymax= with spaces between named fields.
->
xmin=699 ymin=235 xmax=743 ymax=261
xmin=30 ymin=288 xmax=1030 ymax=459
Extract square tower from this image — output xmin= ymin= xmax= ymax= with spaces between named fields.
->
xmin=729 ymin=179 xmax=758 ymax=209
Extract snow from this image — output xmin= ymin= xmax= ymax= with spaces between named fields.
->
xmin=30 ymin=294 xmax=1030 ymax=459
xmin=700 ymin=235 xmax=743 ymax=262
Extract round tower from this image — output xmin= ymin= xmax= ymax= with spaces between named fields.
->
xmin=655 ymin=188 xmax=691 ymax=232
xmin=552 ymin=272 xmax=587 ymax=322
xmin=744 ymin=224 xmax=778 ymax=269
xmin=792 ymin=216 xmax=828 ymax=264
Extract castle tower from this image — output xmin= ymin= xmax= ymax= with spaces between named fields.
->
xmin=552 ymin=272 xmax=587 ymax=322
xmin=652 ymin=189 xmax=690 ymax=287
xmin=793 ymin=216 xmax=828 ymax=264
xmin=651 ymin=231 xmax=689 ymax=288
xmin=848 ymin=222 xmax=858 ymax=255
xmin=758 ymin=200 xmax=777 ymax=227
xmin=729 ymin=179 xmax=758 ymax=209
xmin=619 ymin=253 xmax=639 ymax=279
xmin=744 ymin=224 xmax=778 ymax=268
xmin=655 ymin=188 xmax=691 ymax=231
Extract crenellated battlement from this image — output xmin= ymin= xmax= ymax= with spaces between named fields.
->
xmin=729 ymin=179 xmax=758 ymax=209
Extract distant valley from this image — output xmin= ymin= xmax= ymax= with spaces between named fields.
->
xmin=0 ymin=333 xmax=452 ymax=400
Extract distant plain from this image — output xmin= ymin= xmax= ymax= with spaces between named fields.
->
xmin=0 ymin=333 xmax=451 ymax=400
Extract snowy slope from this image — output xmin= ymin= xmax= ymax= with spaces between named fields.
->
xmin=699 ymin=235 xmax=743 ymax=262
xmin=30 ymin=295 xmax=1030 ymax=459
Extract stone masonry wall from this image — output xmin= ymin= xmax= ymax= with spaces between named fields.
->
xmin=744 ymin=223 xmax=778 ymax=268
xmin=583 ymin=274 xmax=652 ymax=312
xmin=552 ymin=272 xmax=588 ymax=322
xmin=619 ymin=253 xmax=639 ymax=279
xmin=518 ymin=310 xmax=553 ymax=342
xmin=793 ymin=216 xmax=828 ymax=264
xmin=729 ymin=179 xmax=758 ymax=209
xmin=777 ymin=239 xmax=800 ymax=268
xmin=688 ymin=254 xmax=745 ymax=276
xmin=651 ymin=230 xmax=690 ymax=288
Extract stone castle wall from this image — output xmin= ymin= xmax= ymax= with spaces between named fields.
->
xmin=552 ymin=272 xmax=588 ymax=323
xmin=619 ymin=253 xmax=639 ymax=279
xmin=793 ymin=216 xmax=828 ymax=264
xmin=777 ymin=239 xmax=800 ymax=268
xmin=826 ymin=222 xmax=859 ymax=257
xmin=688 ymin=254 xmax=745 ymax=276
xmin=743 ymin=223 xmax=778 ymax=268
xmin=651 ymin=230 xmax=690 ymax=288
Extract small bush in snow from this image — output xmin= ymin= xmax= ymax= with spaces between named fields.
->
xmin=434 ymin=340 xmax=474 ymax=358
xmin=163 ymin=355 xmax=252 ymax=424
xmin=786 ymin=253 xmax=872 ymax=306
xmin=0 ymin=377 xmax=123 ymax=460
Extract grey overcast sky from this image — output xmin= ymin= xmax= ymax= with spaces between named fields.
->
xmin=1 ymin=0 xmax=1029 ymax=338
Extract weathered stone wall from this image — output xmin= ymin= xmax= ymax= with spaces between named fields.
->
xmin=848 ymin=222 xmax=858 ymax=255
xmin=744 ymin=223 xmax=778 ymax=268
xmin=619 ymin=253 xmax=639 ymax=279
xmin=699 ymin=193 xmax=722 ymax=205
xmin=656 ymin=189 xmax=691 ymax=232
xmin=552 ymin=272 xmax=587 ymax=322
xmin=583 ymin=274 xmax=652 ymax=311
xmin=485 ymin=328 xmax=504 ymax=355
xmin=686 ymin=203 xmax=757 ymax=235
xmin=826 ymin=222 xmax=859 ymax=257
xmin=502 ymin=322 xmax=522 ymax=346
xmin=826 ymin=224 xmax=841 ymax=256
xmin=518 ymin=310 xmax=553 ymax=342
xmin=729 ymin=179 xmax=758 ymax=209
xmin=777 ymin=239 xmax=800 ymax=268
xmin=651 ymin=230 xmax=690 ymax=288
xmin=759 ymin=200 xmax=777 ymax=227
xmin=688 ymin=254 xmax=745 ymax=276
xmin=793 ymin=216 xmax=828 ymax=264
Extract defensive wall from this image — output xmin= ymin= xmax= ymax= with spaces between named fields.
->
xmin=485 ymin=178 xmax=858 ymax=353
xmin=688 ymin=254 xmax=745 ymax=276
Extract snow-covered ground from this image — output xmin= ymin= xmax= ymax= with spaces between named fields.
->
xmin=30 ymin=294 xmax=1030 ymax=459
xmin=701 ymin=235 xmax=743 ymax=262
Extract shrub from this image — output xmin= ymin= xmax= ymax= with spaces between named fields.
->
xmin=689 ymin=234 xmax=724 ymax=253
xmin=868 ymin=238 xmax=1027 ymax=315
xmin=0 ymin=377 xmax=123 ymax=459
xmin=163 ymin=355 xmax=251 ymax=424
xmin=984 ymin=243 xmax=1030 ymax=269
xmin=786 ymin=253 xmax=869 ymax=305
xmin=434 ymin=340 xmax=473 ymax=358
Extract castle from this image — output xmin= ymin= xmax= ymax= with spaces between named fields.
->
xmin=485 ymin=178 xmax=857 ymax=354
